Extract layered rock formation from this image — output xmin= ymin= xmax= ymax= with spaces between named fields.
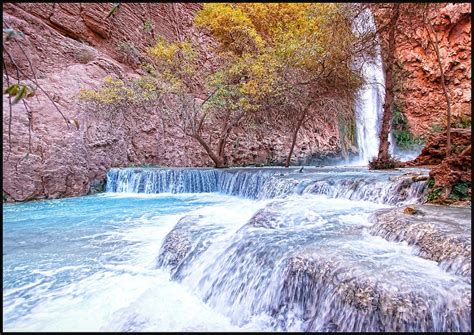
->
xmin=2 ymin=3 xmax=344 ymax=201
xmin=406 ymin=128 xmax=471 ymax=204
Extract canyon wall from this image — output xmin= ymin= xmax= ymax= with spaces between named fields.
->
xmin=376 ymin=3 xmax=471 ymax=138
xmin=2 ymin=3 xmax=471 ymax=201
xmin=2 ymin=3 xmax=344 ymax=201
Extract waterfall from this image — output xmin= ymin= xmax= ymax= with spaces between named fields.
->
xmin=105 ymin=167 xmax=428 ymax=205
xmin=105 ymin=168 xmax=219 ymax=193
xmin=353 ymin=9 xmax=385 ymax=164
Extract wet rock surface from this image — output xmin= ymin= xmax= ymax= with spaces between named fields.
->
xmin=370 ymin=204 xmax=471 ymax=279
xmin=278 ymin=253 xmax=471 ymax=332
xmin=156 ymin=214 xmax=227 ymax=280
xmin=244 ymin=200 xmax=326 ymax=230
xmin=156 ymin=215 xmax=198 ymax=271
xmin=172 ymin=194 xmax=471 ymax=332
xmin=375 ymin=3 xmax=471 ymax=138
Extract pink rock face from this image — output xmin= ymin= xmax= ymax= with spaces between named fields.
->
xmin=2 ymin=3 xmax=344 ymax=201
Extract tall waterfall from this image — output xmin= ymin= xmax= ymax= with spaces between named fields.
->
xmin=353 ymin=10 xmax=385 ymax=164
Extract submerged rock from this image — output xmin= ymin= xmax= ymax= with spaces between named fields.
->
xmin=370 ymin=204 xmax=471 ymax=279
xmin=243 ymin=200 xmax=327 ymax=230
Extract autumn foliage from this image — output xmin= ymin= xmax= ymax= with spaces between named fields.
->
xmin=79 ymin=3 xmax=367 ymax=167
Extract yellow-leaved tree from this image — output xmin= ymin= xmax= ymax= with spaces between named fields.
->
xmin=195 ymin=3 xmax=364 ymax=167
xmin=80 ymin=3 xmax=370 ymax=167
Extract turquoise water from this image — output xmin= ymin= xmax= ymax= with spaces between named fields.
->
xmin=3 ymin=167 xmax=470 ymax=331
xmin=3 ymin=192 xmax=268 ymax=331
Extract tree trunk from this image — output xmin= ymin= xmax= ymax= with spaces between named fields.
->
xmin=424 ymin=11 xmax=452 ymax=157
xmin=193 ymin=134 xmax=225 ymax=168
xmin=285 ymin=110 xmax=307 ymax=168
xmin=377 ymin=3 xmax=400 ymax=162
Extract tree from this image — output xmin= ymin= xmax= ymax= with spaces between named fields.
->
xmin=372 ymin=3 xmax=458 ymax=168
xmin=145 ymin=37 xmax=250 ymax=168
xmin=375 ymin=3 xmax=400 ymax=166
xmin=196 ymin=3 xmax=364 ymax=167
xmin=80 ymin=4 xmax=368 ymax=168
xmin=3 ymin=28 xmax=74 ymax=162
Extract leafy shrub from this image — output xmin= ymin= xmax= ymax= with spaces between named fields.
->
xmin=75 ymin=48 xmax=95 ymax=64
xmin=430 ymin=123 xmax=445 ymax=133
xmin=116 ymin=41 xmax=141 ymax=66
xmin=143 ymin=19 xmax=154 ymax=33
xmin=427 ymin=186 xmax=443 ymax=201
xmin=449 ymin=181 xmax=470 ymax=200
xmin=78 ymin=75 xmax=158 ymax=108
xmin=391 ymin=104 xmax=423 ymax=149
xmin=426 ymin=178 xmax=435 ymax=189
xmin=451 ymin=115 xmax=471 ymax=129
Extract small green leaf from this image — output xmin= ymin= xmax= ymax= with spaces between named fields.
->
xmin=12 ymin=85 xmax=27 ymax=104
xmin=4 ymin=84 xmax=19 ymax=97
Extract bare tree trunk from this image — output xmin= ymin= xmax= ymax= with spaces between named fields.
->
xmin=377 ymin=3 xmax=400 ymax=162
xmin=424 ymin=7 xmax=452 ymax=156
xmin=285 ymin=110 xmax=307 ymax=168
xmin=193 ymin=134 xmax=225 ymax=168
xmin=215 ymin=109 xmax=244 ymax=167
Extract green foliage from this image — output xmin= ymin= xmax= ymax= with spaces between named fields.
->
xmin=449 ymin=181 xmax=470 ymax=201
xmin=429 ymin=115 xmax=471 ymax=134
xmin=426 ymin=178 xmax=435 ymax=189
xmin=106 ymin=3 xmax=121 ymax=19
xmin=427 ymin=186 xmax=443 ymax=202
xmin=78 ymin=75 xmax=158 ymax=107
xmin=116 ymin=41 xmax=140 ymax=65
xmin=75 ymin=48 xmax=95 ymax=64
xmin=4 ymin=83 xmax=36 ymax=104
xmin=430 ymin=123 xmax=445 ymax=133
xmin=338 ymin=113 xmax=357 ymax=157
xmin=391 ymin=104 xmax=423 ymax=149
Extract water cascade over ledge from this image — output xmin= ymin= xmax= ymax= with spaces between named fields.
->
xmin=4 ymin=166 xmax=470 ymax=332
xmin=105 ymin=167 xmax=428 ymax=205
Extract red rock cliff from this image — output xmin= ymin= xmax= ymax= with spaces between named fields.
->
xmin=377 ymin=3 xmax=471 ymax=138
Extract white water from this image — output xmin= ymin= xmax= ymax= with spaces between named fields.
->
xmin=105 ymin=167 xmax=428 ymax=205
xmin=3 ymin=168 xmax=470 ymax=331
xmin=353 ymin=9 xmax=386 ymax=164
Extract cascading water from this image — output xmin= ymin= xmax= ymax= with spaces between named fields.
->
xmin=4 ymin=167 xmax=470 ymax=332
xmin=352 ymin=9 xmax=386 ymax=164
xmin=352 ymin=10 xmax=423 ymax=164
xmin=106 ymin=167 xmax=428 ymax=205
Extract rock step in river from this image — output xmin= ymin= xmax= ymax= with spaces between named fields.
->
xmin=127 ymin=167 xmax=470 ymax=332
